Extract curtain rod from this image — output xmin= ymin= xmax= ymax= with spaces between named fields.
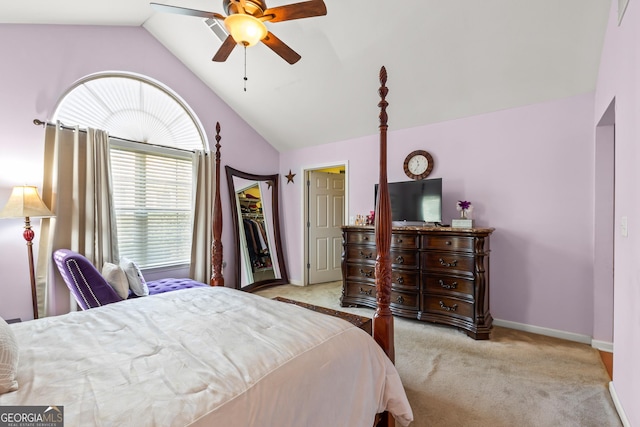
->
xmin=32 ymin=119 xmax=200 ymax=154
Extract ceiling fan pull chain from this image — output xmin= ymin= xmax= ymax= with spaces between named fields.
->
xmin=243 ymin=44 xmax=248 ymax=92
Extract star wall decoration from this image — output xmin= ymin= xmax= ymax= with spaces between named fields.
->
xmin=285 ymin=170 xmax=296 ymax=184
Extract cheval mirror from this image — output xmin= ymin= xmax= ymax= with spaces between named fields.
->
xmin=225 ymin=166 xmax=289 ymax=291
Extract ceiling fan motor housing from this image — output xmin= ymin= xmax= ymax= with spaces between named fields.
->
xmin=223 ymin=0 xmax=266 ymax=17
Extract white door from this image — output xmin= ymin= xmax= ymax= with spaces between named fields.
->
xmin=308 ymin=171 xmax=345 ymax=284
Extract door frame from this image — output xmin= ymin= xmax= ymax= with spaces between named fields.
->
xmin=593 ymin=98 xmax=615 ymax=354
xmin=301 ymin=161 xmax=349 ymax=286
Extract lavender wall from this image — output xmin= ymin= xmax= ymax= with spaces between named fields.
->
xmin=594 ymin=1 xmax=640 ymax=424
xmin=281 ymin=92 xmax=597 ymax=336
xmin=0 ymin=24 xmax=279 ymax=319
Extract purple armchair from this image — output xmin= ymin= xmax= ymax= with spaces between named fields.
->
xmin=52 ymin=249 xmax=208 ymax=310
xmin=53 ymin=249 xmax=122 ymax=310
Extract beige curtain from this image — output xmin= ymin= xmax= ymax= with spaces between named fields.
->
xmin=189 ymin=150 xmax=214 ymax=284
xmin=36 ymin=123 xmax=119 ymax=316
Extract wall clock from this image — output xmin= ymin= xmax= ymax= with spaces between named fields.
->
xmin=403 ymin=150 xmax=434 ymax=180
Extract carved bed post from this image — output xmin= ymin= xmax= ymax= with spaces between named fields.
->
xmin=374 ymin=66 xmax=395 ymax=366
xmin=211 ymin=122 xmax=224 ymax=287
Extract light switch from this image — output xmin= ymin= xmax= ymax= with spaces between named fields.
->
xmin=621 ymin=216 xmax=628 ymax=237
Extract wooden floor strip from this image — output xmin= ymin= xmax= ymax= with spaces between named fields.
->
xmin=599 ymin=351 xmax=613 ymax=379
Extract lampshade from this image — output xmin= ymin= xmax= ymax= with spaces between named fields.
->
xmin=224 ymin=14 xmax=268 ymax=47
xmin=0 ymin=186 xmax=54 ymax=219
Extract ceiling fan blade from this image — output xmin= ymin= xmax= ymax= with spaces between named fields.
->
xmin=212 ymin=35 xmax=237 ymax=62
xmin=261 ymin=32 xmax=301 ymax=64
xmin=263 ymin=0 xmax=327 ymax=23
xmin=150 ymin=3 xmax=225 ymax=20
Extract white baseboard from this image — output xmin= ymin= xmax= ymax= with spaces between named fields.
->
xmin=493 ymin=319 xmax=613 ymax=353
xmin=591 ymin=339 xmax=613 ymax=353
xmin=287 ymin=279 xmax=304 ymax=286
xmin=609 ymin=382 xmax=630 ymax=426
xmin=493 ymin=319 xmax=614 ymax=352
xmin=493 ymin=318 xmax=592 ymax=344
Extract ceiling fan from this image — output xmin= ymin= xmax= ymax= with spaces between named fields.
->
xmin=150 ymin=0 xmax=327 ymax=64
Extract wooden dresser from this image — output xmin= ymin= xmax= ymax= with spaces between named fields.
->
xmin=340 ymin=225 xmax=494 ymax=339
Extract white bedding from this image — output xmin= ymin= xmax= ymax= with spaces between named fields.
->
xmin=1 ymin=287 xmax=413 ymax=426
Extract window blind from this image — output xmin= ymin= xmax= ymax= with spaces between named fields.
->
xmin=110 ymin=144 xmax=193 ymax=269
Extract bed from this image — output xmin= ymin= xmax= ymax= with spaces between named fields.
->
xmin=0 ymin=67 xmax=412 ymax=426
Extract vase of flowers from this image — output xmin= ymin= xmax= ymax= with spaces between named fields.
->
xmin=457 ymin=200 xmax=472 ymax=219
xmin=366 ymin=210 xmax=375 ymax=226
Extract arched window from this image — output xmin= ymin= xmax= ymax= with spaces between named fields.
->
xmin=53 ymin=72 xmax=207 ymax=150
xmin=52 ymin=73 xmax=207 ymax=268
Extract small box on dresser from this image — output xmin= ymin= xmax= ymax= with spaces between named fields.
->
xmin=341 ymin=225 xmax=494 ymax=339
xmin=451 ymin=218 xmax=473 ymax=228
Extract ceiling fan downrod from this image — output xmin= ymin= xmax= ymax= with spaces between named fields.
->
xmin=244 ymin=44 xmax=248 ymax=92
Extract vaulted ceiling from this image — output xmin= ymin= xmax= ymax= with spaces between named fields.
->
xmin=1 ymin=0 xmax=611 ymax=151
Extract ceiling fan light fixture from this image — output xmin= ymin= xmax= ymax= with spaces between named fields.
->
xmin=224 ymin=14 xmax=267 ymax=46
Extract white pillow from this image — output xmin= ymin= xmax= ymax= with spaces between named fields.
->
xmin=119 ymin=257 xmax=149 ymax=297
xmin=102 ymin=262 xmax=130 ymax=299
xmin=0 ymin=318 xmax=19 ymax=394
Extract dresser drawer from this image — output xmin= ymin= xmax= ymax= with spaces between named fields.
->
xmin=392 ymin=270 xmax=419 ymax=291
xmin=345 ymin=246 xmax=376 ymax=263
xmin=421 ymin=295 xmax=474 ymax=322
xmin=423 ymin=275 xmax=474 ymax=299
xmin=422 ymin=252 xmax=475 ymax=276
xmin=345 ymin=246 xmax=419 ymax=268
xmin=345 ymin=263 xmax=375 ymax=284
xmin=392 ymin=233 xmax=419 ymax=249
xmin=390 ymin=289 xmax=419 ymax=311
xmin=345 ymin=282 xmax=376 ymax=299
xmin=390 ymin=250 xmax=419 ymax=269
xmin=345 ymin=231 xmax=419 ymax=249
xmin=345 ymin=283 xmax=419 ymax=311
xmin=422 ymin=235 xmax=474 ymax=252
xmin=344 ymin=264 xmax=419 ymax=290
xmin=346 ymin=231 xmax=375 ymax=245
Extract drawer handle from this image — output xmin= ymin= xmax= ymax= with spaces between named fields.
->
xmin=359 ymin=287 xmax=372 ymax=296
xmin=362 ymin=236 xmax=369 ymax=241
xmin=359 ymin=268 xmax=373 ymax=278
xmin=359 ymin=251 xmax=373 ymax=259
xmin=395 ymin=255 xmax=405 ymax=264
xmin=445 ymin=241 xmax=452 ymax=245
xmin=439 ymin=258 xmax=458 ymax=267
xmin=396 ymin=295 xmax=405 ymax=304
xmin=439 ymin=301 xmax=458 ymax=312
xmin=396 ymin=238 xmax=403 ymax=243
xmin=438 ymin=279 xmax=458 ymax=290
xmin=396 ymin=276 xmax=404 ymax=285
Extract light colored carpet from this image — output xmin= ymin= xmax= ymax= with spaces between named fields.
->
xmin=256 ymin=281 xmax=622 ymax=427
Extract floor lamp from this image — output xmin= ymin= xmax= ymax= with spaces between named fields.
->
xmin=0 ymin=186 xmax=54 ymax=320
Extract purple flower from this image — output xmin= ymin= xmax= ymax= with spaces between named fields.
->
xmin=457 ymin=200 xmax=472 ymax=211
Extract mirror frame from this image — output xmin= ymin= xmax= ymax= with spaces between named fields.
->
xmin=225 ymin=166 xmax=289 ymax=291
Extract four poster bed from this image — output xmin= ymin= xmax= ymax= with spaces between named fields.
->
xmin=0 ymin=68 xmax=411 ymax=426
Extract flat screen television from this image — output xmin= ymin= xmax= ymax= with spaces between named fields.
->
xmin=375 ymin=178 xmax=442 ymax=225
